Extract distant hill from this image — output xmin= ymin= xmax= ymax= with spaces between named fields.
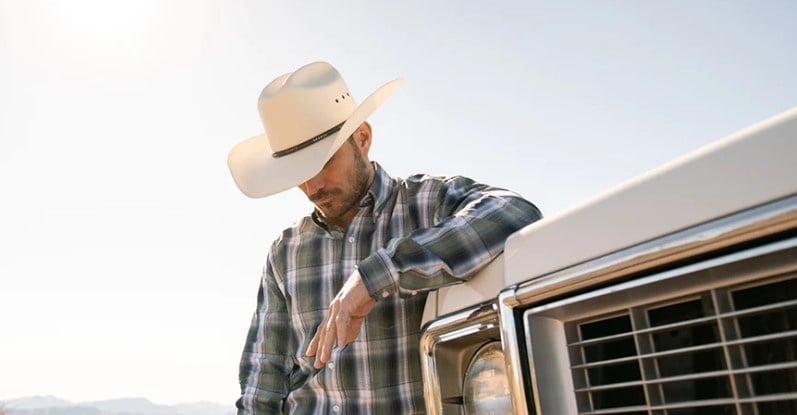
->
xmin=3 ymin=396 xmax=74 ymax=410
xmin=2 ymin=395 xmax=235 ymax=415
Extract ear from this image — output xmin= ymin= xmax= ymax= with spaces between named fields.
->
xmin=355 ymin=121 xmax=372 ymax=156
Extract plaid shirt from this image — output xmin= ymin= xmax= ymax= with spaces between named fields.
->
xmin=236 ymin=163 xmax=541 ymax=414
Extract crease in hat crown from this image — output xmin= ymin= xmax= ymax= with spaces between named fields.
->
xmin=258 ymin=62 xmax=357 ymax=155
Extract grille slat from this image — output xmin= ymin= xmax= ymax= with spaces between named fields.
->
xmin=578 ymin=406 xmax=651 ymax=415
xmin=717 ymin=297 xmax=797 ymax=319
xmin=735 ymin=392 xmax=797 ymax=404
xmin=575 ymin=370 xmax=738 ymax=393
xmin=579 ymin=398 xmax=743 ymax=414
xmin=569 ymin=315 xmax=718 ymax=348
xmin=571 ymin=327 xmax=797 ymax=364
xmin=578 ymin=395 xmax=797 ymax=414
xmin=574 ymin=363 xmax=797 ymax=393
xmin=723 ymin=328 xmax=797 ymax=347
xmin=569 ymin=330 xmax=636 ymax=348
xmin=575 ymin=379 xmax=646 ymax=393
xmin=573 ymin=341 xmax=726 ymax=370
xmin=572 ymin=354 xmax=640 ymax=370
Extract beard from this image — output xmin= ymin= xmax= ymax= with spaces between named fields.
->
xmin=313 ymin=143 xmax=372 ymax=223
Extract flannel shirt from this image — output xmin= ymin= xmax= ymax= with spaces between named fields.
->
xmin=236 ymin=163 xmax=542 ymax=414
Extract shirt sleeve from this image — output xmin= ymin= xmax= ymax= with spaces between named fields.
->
xmin=357 ymin=175 xmax=542 ymax=298
xmin=236 ymin=253 xmax=294 ymax=414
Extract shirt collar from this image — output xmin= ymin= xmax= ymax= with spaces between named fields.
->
xmin=360 ymin=162 xmax=393 ymax=214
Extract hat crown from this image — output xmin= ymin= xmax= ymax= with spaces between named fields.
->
xmin=258 ymin=62 xmax=357 ymax=153
xmin=228 ymin=60 xmax=402 ymax=198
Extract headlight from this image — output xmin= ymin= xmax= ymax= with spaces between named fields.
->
xmin=462 ymin=341 xmax=513 ymax=414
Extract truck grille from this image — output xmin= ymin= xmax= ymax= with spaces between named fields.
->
xmin=568 ymin=276 xmax=797 ymax=414
xmin=522 ymin=238 xmax=797 ymax=415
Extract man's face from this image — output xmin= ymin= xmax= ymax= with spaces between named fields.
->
xmin=298 ymin=129 xmax=372 ymax=227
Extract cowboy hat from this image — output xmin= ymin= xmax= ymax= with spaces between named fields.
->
xmin=227 ymin=61 xmax=403 ymax=198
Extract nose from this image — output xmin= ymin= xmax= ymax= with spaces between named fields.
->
xmin=300 ymin=174 xmax=324 ymax=196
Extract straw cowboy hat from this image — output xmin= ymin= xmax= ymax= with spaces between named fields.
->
xmin=227 ymin=61 xmax=403 ymax=198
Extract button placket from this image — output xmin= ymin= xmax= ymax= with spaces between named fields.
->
xmin=325 ymin=349 xmax=343 ymax=415
xmin=342 ymin=230 xmax=358 ymax=278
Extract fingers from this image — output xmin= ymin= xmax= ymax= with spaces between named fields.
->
xmin=336 ymin=312 xmax=350 ymax=350
xmin=317 ymin=312 xmax=338 ymax=368
xmin=307 ymin=302 xmax=349 ymax=369
xmin=306 ymin=272 xmax=378 ymax=368
xmin=305 ymin=314 xmax=325 ymax=357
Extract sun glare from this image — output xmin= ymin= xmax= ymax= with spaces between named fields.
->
xmin=50 ymin=0 xmax=154 ymax=35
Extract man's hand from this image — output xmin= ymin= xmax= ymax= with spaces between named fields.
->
xmin=306 ymin=270 xmax=377 ymax=369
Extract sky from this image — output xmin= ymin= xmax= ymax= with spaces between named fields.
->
xmin=1 ymin=0 xmax=796 ymax=407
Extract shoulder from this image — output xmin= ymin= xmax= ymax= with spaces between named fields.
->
xmin=266 ymin=215 xmax=316 ymax=259
xmin=400 ymin=173 xmax=478 ymax=192
xmin=263 ymin=215 xmax=316 ymax=279
xmin=398 ymin=173 xmax=486 ymax=204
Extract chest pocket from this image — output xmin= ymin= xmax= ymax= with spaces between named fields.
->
xmin=285 ymin=265 xmax=336 ymax=315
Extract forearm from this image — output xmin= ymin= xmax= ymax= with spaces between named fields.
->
xmin=359 ymin=178 xmax=542 ymax=297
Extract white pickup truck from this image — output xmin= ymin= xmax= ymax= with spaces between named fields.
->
xmin=419 ymin=108 xmax=797 ymax=414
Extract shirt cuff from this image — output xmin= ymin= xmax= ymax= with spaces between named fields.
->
xmin=358 ymin=248 xmax=399 ymax=300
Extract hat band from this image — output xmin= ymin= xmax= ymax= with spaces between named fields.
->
xmin=272 ymin=121 xmax=345 ymax=158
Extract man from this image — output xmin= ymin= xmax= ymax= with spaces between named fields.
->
xmin=227 ymin=61 xmax=541 ymax=414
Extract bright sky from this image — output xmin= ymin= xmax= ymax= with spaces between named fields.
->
xmin=1 ymin=0 xmax=796 ymax=407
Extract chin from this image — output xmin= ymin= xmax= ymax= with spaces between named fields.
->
xmin=319 ymin=207 xmax=343 ymax=219
xmin=319 ymin=204 xmax=338 ymax=215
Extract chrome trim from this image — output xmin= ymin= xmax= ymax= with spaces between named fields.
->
xmin=523 ymin=237 xmax=797 ymax=319
xmin=498 ymin=289 xmax=530 ymax=415
xmin=420 ymin=302 xmax=499 ymax=415
xmin=511 ymin=194 xmax=797 ymax=309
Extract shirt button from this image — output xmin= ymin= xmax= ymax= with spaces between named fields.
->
xmin=332 ymin=404 xmax=341 ymax=412
xmin=381 ymin=290 xmax=390 ymax=298
xmin=347 ymin=236 xmax=355 ymax=243
xmin=411 ymin=290 xmax=418 ymax=296
xmin=328 ymin=361 xmax=335 ymax=369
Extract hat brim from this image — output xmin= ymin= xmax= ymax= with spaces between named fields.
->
xmin=228 ymin=78 xmax=404 ymax=198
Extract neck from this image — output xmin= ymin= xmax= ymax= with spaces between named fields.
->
xmin=324 ymin=163 xmax=376 ymax=229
